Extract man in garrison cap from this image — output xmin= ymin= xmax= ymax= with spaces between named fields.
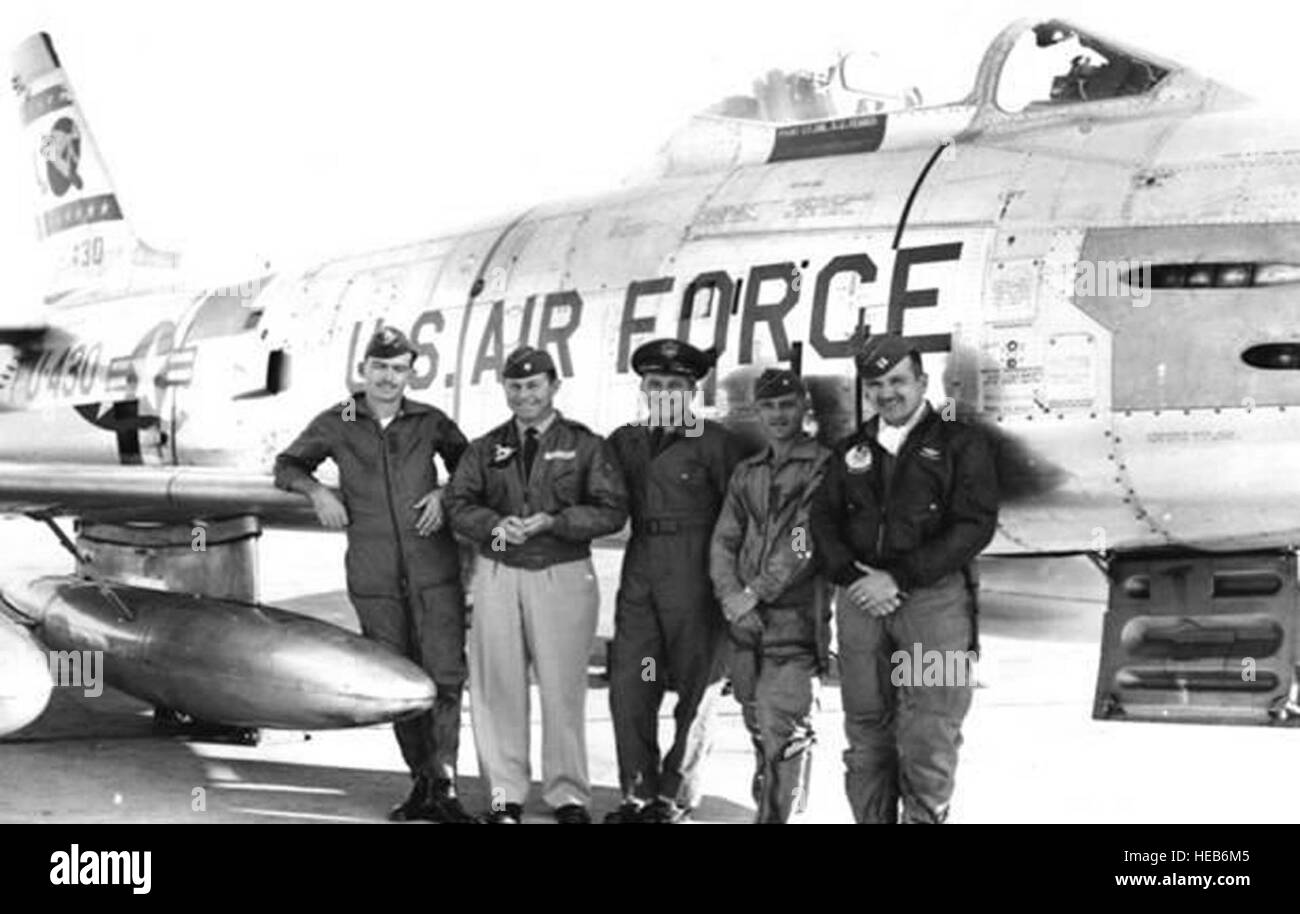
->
xmin=809 ymin=333 xmax=999 ymax=824
xmin=275 ymin=325 xmax=475 ymax=822
xmin=443 ymin=346 xmax=627 ymax=824
xmin=603 ymin=338 xmax=752 ymax=823
xmin=709 ymin=368 xmax=832 ymax=823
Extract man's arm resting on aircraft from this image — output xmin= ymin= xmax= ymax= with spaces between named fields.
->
xmin=274 ymin=411 xmax=348 ymax=526
xmin=273 ymin=410 xmax=334 ymax=493
xmin=548 ymin=439 xmax=629 ymax=542
xmin=443 ymin=439 xmax=505 ymax=545
xmin=887 ymin=426 xmax=999 ymax=591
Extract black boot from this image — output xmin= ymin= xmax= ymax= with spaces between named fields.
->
xmin=389 ymin=774 xmax=432 ymax=822
xmin=424 ymin=779 xmax=476 ymax=824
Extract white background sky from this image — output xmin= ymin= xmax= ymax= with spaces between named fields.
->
xmin=2 ymin=0 xmax=1298 ymax=321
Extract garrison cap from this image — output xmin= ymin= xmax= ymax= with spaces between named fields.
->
xmin=753 ymin=368 xmax=806 ymax=400
xmin=503 ymin=346 xmax=556 ymax=379
xmin=631 ymin=338 xmax=718 ymax=380
xmin=854 ymin=333 xmax=919 ymax=379
xmin=364 ymin=326 xmax=417 ymax=360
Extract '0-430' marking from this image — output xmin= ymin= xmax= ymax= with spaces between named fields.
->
xmin=5 ymin=343 xmax=103 ymax=403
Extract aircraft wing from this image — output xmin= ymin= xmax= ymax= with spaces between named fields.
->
xmin=0 ymin=463 xmax=320 ymax=528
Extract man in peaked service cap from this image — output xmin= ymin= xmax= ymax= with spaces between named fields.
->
xmin=275 ymin=324 xmax=474 ymax=822
xmin=630 ymin=337 xmax=719 ymax=379
xmin=604 ymin=337 xmax=752 ymax=823
xmin=809 ymin=332 xmax=999 ymax=823
xmin=443 ymin=345 xmax=627 ymax=824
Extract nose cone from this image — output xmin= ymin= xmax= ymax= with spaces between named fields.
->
xmin=287 ymin=629 xmax=436 ymax=726
xmin=334 ymin=646 xmax=437 ymax=724
xmin=0 ymin=614 xmax=52 ymax=736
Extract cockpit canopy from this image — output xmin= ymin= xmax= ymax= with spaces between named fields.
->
xmin=696 ymin=19 xmax=1183 ymax=125
xmin=995 ymin=20 xmax=1171 ymax=112
xmin=645 ymin=19 xmax=1236 ymax=180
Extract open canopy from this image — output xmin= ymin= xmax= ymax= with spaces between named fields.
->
xmin=695 ymin=18 xmax=1190 ymax=125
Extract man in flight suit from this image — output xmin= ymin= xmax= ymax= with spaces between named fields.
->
xmin=809 ymin=333 xmax=999 ymax=824
xmin=710 ymin=369 xmax=832 ymax=823
xmin=443 ymin=347 xmax=627 ymax=825
xmin=274 ymin=326 xmax=474 ymax=823
xmin=605 ymin=338 xmax=750 ymax=823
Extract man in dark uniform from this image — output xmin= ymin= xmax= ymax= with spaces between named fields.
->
xmin=810 ymin=333 xmax=999 ymax=824
xmin=710 ymin=368 xmax=832 ymax=824
xmin=274 ymin=326 xmax=474 ymax=823
xmin=605 ymin=338 xmax=750 ymax=824
xmin=443 ymin=347 xmax=627 ymax=825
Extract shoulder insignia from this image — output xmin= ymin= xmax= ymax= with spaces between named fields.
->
xmin=489 ymin=443 xmax=517 ymax=467
xmin=845 ymin=443 xmax=873 ymax=473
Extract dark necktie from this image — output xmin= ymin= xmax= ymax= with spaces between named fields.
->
xmin=523 ymin=427 xmax=539 ymax=479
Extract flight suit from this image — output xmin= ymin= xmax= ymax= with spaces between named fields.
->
xmin=274 ymin=393 xmax=469 ymax=783
xmin=607 ymin=419 xmax=750 ymax=806
xmin=809 ymin=403 xmax=998 ymax=823
xmin=710 ymin=434 xmax=832 ymax=823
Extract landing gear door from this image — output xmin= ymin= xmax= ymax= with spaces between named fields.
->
xmin=1094 ymin=551 xmax=1300 ymax=725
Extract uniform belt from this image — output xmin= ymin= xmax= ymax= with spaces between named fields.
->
xmin=634 ymin=517 xmax=714 ymax=535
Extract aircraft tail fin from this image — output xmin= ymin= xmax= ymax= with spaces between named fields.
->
xmin=10 ymin=33 xmax=178 ymax=306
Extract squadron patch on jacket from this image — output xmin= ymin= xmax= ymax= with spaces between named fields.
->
xmin=845 ymin=443 xmax=873 ymax=473
xmin=919 ymin=446 xmax=942 ymax=461
xmin=490 ymin=443 xmax=517 ymax=467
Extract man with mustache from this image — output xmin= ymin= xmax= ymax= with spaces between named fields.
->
xmin=275 ymin=326 xmax=474 ymax=823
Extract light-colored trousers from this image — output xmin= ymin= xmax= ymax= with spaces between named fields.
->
xmin=469 ymin=554 xmax=600 ymax=809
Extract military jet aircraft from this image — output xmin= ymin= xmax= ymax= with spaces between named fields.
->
xmin=3 ymin=18 xmax=1297 ymax=737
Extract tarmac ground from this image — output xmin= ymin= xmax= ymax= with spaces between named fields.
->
xmin=4 ymin=518 xmax=1299 ymax=824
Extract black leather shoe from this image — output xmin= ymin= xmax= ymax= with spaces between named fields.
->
xmin=554 ymin=804 xmax=592 ymax=824
xmin=480 ymin=802 xmax=524 ymax=824
xmin=639 ymin=798 xmax=688 ymax=824
xmin=425 ymin=781 xmax=477 ymax=824
xmin=602 ymin=800 xmax=644 ymax=824
xmin=388 ymin=775 xmax=432 ymax=822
